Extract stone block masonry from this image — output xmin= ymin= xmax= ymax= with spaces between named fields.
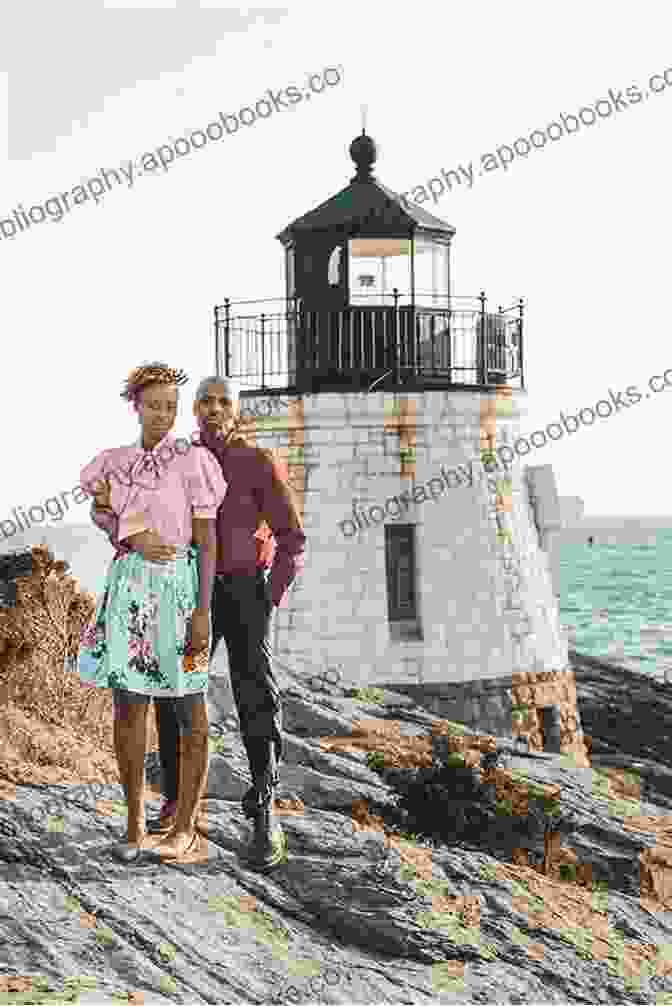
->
xmin=238 ymin=387 xmax=588 ymax=767
xmin=398 ymin=667 xmax=589 ymax=769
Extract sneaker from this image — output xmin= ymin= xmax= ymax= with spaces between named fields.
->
xmin=246 ymin=804 xmax=288 ymax=871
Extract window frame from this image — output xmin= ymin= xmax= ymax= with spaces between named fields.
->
xmin=384 ymin=523 xmax=422 ymax=640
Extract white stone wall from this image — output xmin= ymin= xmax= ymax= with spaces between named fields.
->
xmin=249 ymin=389 xmax=569 ymax=691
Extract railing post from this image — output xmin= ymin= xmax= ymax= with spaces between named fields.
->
xmin=392 ymin=286 xmax=399 ymax=384
xmin=478 ymin=290 xmax=487 ymax=385
xmin=518 ymin=297 xmax=525 ymax=390
xmin=410 ymin=233 xmax=416 ymax=377
xmin=260 ymin=313 xmax=266 ymax=389
xmin=430 ymin=313 xmax=437 ymax=374
xmin=224 ymin=297 xmax=231 ymax=378
xmin=294 ymin=296 xmax=306 ymax=392
xmin=286 ymin=295 xmax=296 ymax=389
xmin=214 ymin=306 xmax=220 ymax=377
xmin=415 ymin=306 xmax=421 ymax=377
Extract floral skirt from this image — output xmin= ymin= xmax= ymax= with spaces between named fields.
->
xmin=77 ymin=546 xmax=209 ymax=697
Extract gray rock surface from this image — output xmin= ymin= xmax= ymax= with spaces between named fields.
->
xmin=2 ymin=655 xmax=672 ymax=1003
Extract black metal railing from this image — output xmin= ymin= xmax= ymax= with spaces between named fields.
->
xmin=213 ymin=290 xmax=524 ymax=393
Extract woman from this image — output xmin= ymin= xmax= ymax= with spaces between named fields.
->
xmin=78 ymin=362 xmax=226 ymax=863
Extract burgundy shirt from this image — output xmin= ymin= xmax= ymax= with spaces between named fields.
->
xmin=90 ymin=428 xmax=306 ymax=607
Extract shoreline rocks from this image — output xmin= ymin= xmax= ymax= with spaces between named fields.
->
xmin=3 ymin=548 xmax=672 ymax=1002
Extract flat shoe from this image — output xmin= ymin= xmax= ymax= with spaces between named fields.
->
xmin=110 ymin=836 xmax=153 ymax=862
xmin=148 ymin=832 xmax=205 ymax=863
xmin=140 ymin=831 xmax=174 ymax=850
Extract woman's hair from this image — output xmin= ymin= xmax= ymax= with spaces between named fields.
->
xmin=121 ymin=361 xmax=188 ymax=405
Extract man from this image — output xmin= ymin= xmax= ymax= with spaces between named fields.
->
xmin=90 ymin=376 xmax=306 ymax=870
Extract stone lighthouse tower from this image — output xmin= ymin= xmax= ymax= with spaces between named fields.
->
xmin=213 ymin=131 xmax=588 ymax=765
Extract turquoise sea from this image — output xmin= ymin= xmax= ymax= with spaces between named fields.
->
xmin=559 ymin=522 xmax=672 ymax=682
xmin=2 ymin=519 xmax=672 ymax=683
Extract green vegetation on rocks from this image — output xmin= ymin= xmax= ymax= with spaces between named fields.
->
xmin=350 ymin=686 xmax=386 ymax=704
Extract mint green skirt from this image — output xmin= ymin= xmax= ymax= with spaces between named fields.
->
xmin=77 ymin=546 xmax=209 ymax=697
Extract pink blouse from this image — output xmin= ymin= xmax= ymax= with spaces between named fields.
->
xmin=80 ymin=432 xmax=227 ymax=547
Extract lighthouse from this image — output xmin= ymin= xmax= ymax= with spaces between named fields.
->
xmin=213 ymin=131 xmax=588 ymax=765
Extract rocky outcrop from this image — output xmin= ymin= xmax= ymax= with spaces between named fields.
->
xmin=3 ymin=671 xmax=672 ymax=1002
xmin=3 ymin=559 xmax=672 ymax=1003
xmin=0 ymin=545 xmax=160 ymax=788
xmin=0 ymin=545 xmax=119 ymax=787
xmin=571 ymin=648 xmax=672 ymax=932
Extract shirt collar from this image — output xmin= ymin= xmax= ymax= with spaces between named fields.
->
xmin=191 ymin=427 xmax=235 ymax=450
xmin=133 ymin=431 xmax=178 ymax=454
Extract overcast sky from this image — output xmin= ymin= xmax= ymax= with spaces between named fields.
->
xmin=0 ymin=1 xmax=670 ymax=531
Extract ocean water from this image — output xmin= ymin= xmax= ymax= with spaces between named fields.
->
xmin=3 ymin=520 xmax=672 ymax=684
xmin=559 ymin=522 xmax=672 ymax=682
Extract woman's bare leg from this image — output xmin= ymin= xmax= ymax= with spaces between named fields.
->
xmin=114 ymin=696 xmax=149 ymax=846
xmin=113 ymin=715 xmax=128 ymax=804
xmin=152 ymin=695 xmax=208 ymax=858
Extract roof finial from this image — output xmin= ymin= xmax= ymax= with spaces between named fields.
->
xmin=349 ymin=124 xmax=377 ymax=181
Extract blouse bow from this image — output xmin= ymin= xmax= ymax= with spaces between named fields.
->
xmin=127 ymin=447 xmax=166 ymax=488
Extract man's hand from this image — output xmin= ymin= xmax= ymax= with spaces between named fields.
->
xmin=188 ymin=607 xmax=210 ymax=653
xmin=199 ymin=424 xmax=225 ymax=446
xmin=126 ymin=529 xmax=177 ymax=564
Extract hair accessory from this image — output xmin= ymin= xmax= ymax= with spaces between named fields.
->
xmin=121 ymin=361 xmax=189 ymax=402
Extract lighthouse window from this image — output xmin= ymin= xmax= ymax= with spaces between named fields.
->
xmin=348 ymin=238 xmax=411 ymax=306
xmin=385 ymin=524 xmax=421 ymax=639
xmin=414 ymin=238 xmax=450 ymax=308
xmin=327 ymin=246 xmax=342 ymax=286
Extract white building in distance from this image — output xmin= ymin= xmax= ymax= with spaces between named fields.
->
xmin=558 ymin=497 xmax=585 ymax=527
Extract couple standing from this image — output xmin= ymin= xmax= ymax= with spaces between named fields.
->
xmin=78 ymin=362 xmax=305 ymax=869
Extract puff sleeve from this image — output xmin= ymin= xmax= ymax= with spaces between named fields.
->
xmin=81 ymin=449 xmax=151 ymax=543
xmin=184 ymin=447 xmax=227 ymax=519
xmin=80 ymin=450 xmax=113 ymax=497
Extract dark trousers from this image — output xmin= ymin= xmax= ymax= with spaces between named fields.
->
xmin=154 ymin=569 xmax=282 ymax=804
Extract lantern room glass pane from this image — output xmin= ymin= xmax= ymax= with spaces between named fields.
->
xmin=348 ymin=238 xmax=411 ymax=306
xmin=328 ymin=246 xmax=342 ymax=286
xmin=414 ymin=238 xmax=449 ymax=307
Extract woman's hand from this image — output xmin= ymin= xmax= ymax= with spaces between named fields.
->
xmin=126 ymin=530 xmax=177 ymax=564
xmin=92 ymin=478 xmax=112 ymax=510
xmin=189 ymin=607 xmax=210 ymax=653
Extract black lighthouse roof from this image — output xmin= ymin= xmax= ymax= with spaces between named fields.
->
xmin=276 ymin=130 xmax=455 ymax=245
xmin=214 ymin=127 xmax=524 ymax=393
